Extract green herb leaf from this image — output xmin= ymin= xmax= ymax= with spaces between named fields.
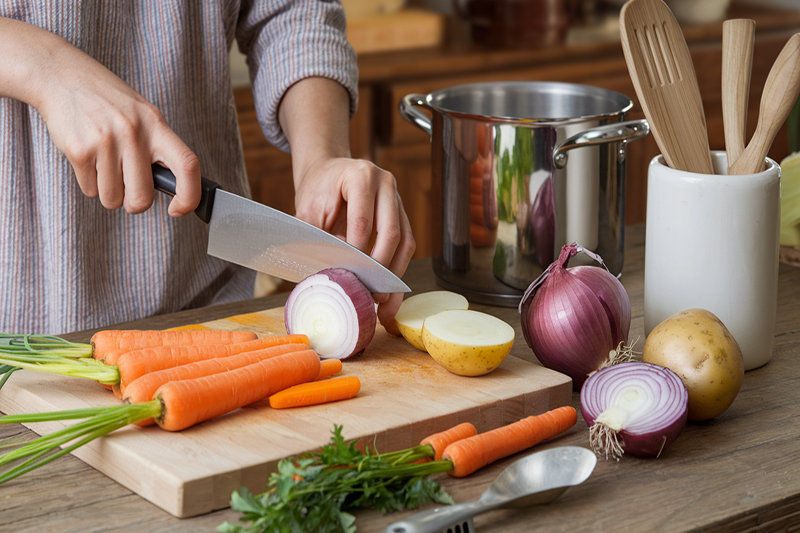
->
xmin=222 ymin=425 xmax=453 ymax=533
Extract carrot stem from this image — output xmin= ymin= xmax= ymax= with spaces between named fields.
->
xmin=0 ymin=354 xmax=119 ymax=385
xmin=0 ymin=400 xmax=161 ymax=484
xmin=0 ymin=366 xmax=19 ymax=390
xmin=0 ymin=334 xmax=93 ymax=358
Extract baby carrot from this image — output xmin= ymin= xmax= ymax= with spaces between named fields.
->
xmin=114 ymin=335 xmax=309 ymax=393
xmin=314 ymin=359 xmax=343 ymax=381
xmin=442 ymin=406 xmax=577 ymax=478
xmin=420 ymin=422 xmax=478 ymax=461
xmin=155 ymin=350 xmax=321 ymax=431
xmin=91 ymin=329 xmax=258 ymax=361
xmin=268 ymin=376 xmax=361 ymax=409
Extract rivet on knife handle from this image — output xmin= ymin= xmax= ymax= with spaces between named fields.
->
xmin=152 ymin=163 xmax=219 ymax=223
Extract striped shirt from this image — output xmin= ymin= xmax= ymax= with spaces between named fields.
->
xmin=0 ymin=0 xmax=358 ymax=334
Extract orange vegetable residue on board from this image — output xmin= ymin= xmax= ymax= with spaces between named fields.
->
xmin=166 ymin=324 xmax=211 ymax=331
xmin=226 ymin=312 xmax=285 ymax=331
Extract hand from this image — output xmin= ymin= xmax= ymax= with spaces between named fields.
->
xmin=0 ymin=17 xmax=200 ymax=216
xmin=278 ymin=77 xmax=416 ymax=332
xmin=293 ymin=156 xmax=416 ymax=334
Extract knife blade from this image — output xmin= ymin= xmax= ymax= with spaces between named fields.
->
xmin=152 ymin=164 xmax=410 ymax=294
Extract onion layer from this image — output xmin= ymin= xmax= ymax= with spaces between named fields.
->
xmin=580 ymin=362 xmax=688 ymax=460
xmin=284 ymin=268 xmax=376 ymax=360
xmin=519 ymin=243 xmax=631 ymax=389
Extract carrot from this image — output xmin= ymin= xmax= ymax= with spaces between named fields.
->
xmin=114 ymin=335 xmax=309 ymax=394
xmin=314 ymin=359 xmax=343 ymax=381
xmin=268 ymin=375 xmax=361 ymax=409
xmin=155 ymin=350 xmax=321 ymax=431
xmin=442 ymin=406 xmax=577 ymax=478
xmin=420 ymin=422 xmax=478 ymax=461
xmin=91 ymin=329 xmax=258 ymax=361
xmin=123 ymin=347 xmax=318 ymax=425
xmin=0 ymin=350 xmax=322 ymax=484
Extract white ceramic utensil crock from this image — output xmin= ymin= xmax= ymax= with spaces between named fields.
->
xmin=644 ymin=151 xmax=781 ymax=370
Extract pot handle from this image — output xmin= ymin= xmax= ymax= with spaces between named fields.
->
xmin=399 ymin=94 xmax=433 ymax=137
xmin=552 ymin=119 xmax=650 ymax=169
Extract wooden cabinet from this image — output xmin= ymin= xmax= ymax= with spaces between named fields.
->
xmin=235 ymin=3 xmax=800 ymax=259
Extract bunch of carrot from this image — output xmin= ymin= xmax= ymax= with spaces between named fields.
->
xmin=0 ymin=329 xmax=362 ymax=484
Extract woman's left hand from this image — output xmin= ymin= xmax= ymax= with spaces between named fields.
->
xmin=278 ymin=77 xmax=415 ymax=334
xmin=293 ymin=155 xmax=415 ymax=334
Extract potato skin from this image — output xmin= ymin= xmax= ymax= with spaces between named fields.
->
xmin=422 ymin=331 xmax=513 ymax=376
xmin=643 ymin=308 xmax=744 ymax=421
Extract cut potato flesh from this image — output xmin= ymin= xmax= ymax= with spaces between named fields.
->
xmin=395 ymin=291 xmax=469 ymax=351
xmin=422 ymin=309 xmax=515 ymax=376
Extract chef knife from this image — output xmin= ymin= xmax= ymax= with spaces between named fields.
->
xmin=152 ymin=164 xmax=410 ymax=294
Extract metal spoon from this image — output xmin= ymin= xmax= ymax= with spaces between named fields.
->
xmin=384 ymin=446 xmax=597 ymax=533
xmin=729 ymin=33 xmax=800 ymax=175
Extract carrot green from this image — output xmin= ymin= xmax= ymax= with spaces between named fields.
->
xmin=218 ymin=425 xmax=454 ymax=533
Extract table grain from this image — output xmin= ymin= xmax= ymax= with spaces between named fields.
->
xmin=2 ymin=224 xmax=800 ymax=532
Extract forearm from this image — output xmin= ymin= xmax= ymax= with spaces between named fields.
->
xmin=277 ymin=77 xmax=352 ymax=186
xmin=0 ymin=17 xmax=73 ymax=110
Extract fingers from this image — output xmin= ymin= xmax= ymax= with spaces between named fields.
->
xmin=152 ymin=130 xmax=201 ymax=217
xmin=377 ymin=292 xmax=404 ymax=336
xmin=120 ymin=149 xmax=154 ymax=214
xmin=343 ymin=161 xmax=379 ymax=253
xmin=344 ymin=162 xmax=416 ymax=274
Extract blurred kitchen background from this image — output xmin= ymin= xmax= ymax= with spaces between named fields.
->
xmin=230 ymin=0 xmax=800 ymax=267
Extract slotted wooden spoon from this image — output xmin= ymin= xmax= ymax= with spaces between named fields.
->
xmin=729 ymin=33 xmax=800 ymax=175
xmin=620 ymin=0 xmax=714 ymax=174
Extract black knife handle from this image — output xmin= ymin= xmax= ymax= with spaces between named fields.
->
xmin=152 ymin=163 xmax=219 ymax=224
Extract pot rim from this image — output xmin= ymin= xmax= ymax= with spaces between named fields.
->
xmin=422 ymin=81 xmax=634 ymax=125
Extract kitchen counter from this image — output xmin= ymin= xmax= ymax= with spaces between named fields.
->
xmin=2 ymin=223 xmax=800 ymax=531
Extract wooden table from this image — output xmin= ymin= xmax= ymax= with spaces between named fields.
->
xmin=3 ymin=223 xmax=800 ymax=532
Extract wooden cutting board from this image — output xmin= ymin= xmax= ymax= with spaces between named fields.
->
xmin=0 ymin=307 xmax=571 ymax=518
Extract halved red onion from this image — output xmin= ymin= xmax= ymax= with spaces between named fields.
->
xmin=519 ymin=243 xmax=631 ymax=389
xmin=580 ymin=362 xmax=688 ymax=460
xmin=284 ymin=268 xmax=376 ymax=360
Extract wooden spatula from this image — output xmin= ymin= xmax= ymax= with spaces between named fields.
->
xmin=729 ymin=34 xmax=800 ymax=175
xmin=722 ymin=19 xmax=756 ymax=171
xmin=620 ymin=0 xmax=714 ymax=174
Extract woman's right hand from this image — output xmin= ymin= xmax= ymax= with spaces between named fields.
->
xmin=0 ymin=17 xmax=200 ymax=217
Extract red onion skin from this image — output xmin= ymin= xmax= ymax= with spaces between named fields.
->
xmin=520 ymin=244 xmax=631 ymax=389
xmin=284 ymin=268 xmax=376 ymax=360
xmin=580 ymin=363 xmax=688 ymax=458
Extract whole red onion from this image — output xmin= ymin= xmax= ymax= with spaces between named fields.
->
xmin=519 ymin=243 xmax=631 ymax=389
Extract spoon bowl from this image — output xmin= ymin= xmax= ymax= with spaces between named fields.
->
xmin=385 ymin=446 xmax=597 ymax=533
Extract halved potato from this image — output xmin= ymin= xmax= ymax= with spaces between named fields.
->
xmin=395 ymin=291 xmax=469 ymax=351
xmin=422 ymin=309 xmax=515 ymax=376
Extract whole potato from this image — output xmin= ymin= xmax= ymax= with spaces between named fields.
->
xmin=643 ymin=308 xmax=744 ymax=421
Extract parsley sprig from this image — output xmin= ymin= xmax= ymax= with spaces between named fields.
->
xmin=218 ymin=425 xmax=455 ymax=533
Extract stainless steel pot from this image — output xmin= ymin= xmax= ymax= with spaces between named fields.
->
xmin=399 ymin=81 xmax=649 ymax=306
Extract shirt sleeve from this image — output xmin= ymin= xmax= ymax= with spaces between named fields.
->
xmin=236 ymin=0 xmax=359 ymax=153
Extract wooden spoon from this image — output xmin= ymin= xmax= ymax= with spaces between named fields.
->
xmin=722 ymin=19 xmax=756 ymax=171
xmin=729 ymin=34 xmax=800 ymax=175
xmin=620 ymin=0 xmax=714 ymax=174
